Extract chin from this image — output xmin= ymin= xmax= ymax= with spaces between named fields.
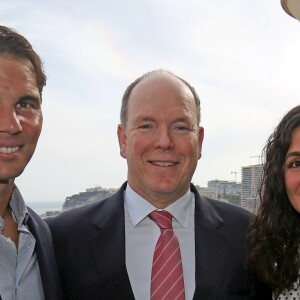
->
xmin=152 ymin=184 xmax=177 ymax=195
xmin=5 ymin=168 xmax=26 ymax=181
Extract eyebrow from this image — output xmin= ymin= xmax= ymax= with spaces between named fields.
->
xmin=286 ymin=151 xmax=300 ymax=159
xmin=136 ymin=116 xmax=190 ymax=123
xmin=19 ymin=94 xmax=41 ymax=102
xmin=136 ymin=116 xmax=154 ymax=122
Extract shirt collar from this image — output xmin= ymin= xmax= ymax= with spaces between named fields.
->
xmin=124 ymin=184 xmax=192 ymax=228
xmin=9 ymin=185 xmax=29 ymax=226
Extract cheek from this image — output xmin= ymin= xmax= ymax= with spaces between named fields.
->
xmin=285 ymin=171 xmax=300 ymax=191
xmin=285 ymin=172 xmax=293 ymax=193
xmin=34 ymin=114 xmax=43 ymax=136
xmin=179 ymin=138 xmax=200 ymax=158
xmin=32 ymin=121 xmax=43 ymax=141
xmin=285 ymin=171 xmax=300 ymax=206
xmin=127 ymin=136 xmax=151 ymax=156
xmin=34 ymin=112 xmax=43 ymax=128
xmin=23 ymin=114 xmax=43 ymax=142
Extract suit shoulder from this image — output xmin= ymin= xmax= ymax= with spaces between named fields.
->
xmin=210 ymin=197 xmax=251 ymax=216
xmin=46 ymin=189 xmax=122 ymax=230
xmin=47 ymin=197 xmax=105 ymax=224
xmin=27 ymin=206 xmax=50 ymax=230
xmin=202 ymin=196 xmax=253 ymax=227
xmin=191 ymin=184 xmax=252 ymax=222
xmin=27 ymin=206 xmax=54 ymax=241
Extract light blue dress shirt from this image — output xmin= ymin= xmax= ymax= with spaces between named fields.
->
xmin=124 ymin=184 xmax=195 ymax=300
xmin=0 ymin=186 xmax=44 ymax=300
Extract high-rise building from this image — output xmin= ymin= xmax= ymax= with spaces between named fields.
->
xmin=241 ymin=164 xmax=263 ymax=212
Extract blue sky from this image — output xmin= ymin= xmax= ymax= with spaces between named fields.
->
xmin=1 ymin=0 xmax=299 ymax=206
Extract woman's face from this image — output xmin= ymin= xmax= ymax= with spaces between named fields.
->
xmin=284 ymin=126 xmax=300 ymax=213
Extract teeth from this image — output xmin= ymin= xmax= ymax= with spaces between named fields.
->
xmin=0 ymin=147 xmax=19 ymax=154
xmin=152 ymin=161 xmax=176 ymax=167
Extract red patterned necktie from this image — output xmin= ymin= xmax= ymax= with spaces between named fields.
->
xmin=149 ymin=211 xmax=185 ymax=300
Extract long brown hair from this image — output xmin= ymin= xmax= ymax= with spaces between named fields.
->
xmin=246 ymin=105 xmax=300 ymax=295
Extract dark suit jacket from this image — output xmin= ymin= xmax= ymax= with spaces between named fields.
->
xmin=47 ymin=182 xmax=271 ymax=300
xmin=27 ymin=207 xmax=62 ymax=300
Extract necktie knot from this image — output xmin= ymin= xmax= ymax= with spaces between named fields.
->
xmin=149 ymin=211 xmax=173 ymax=230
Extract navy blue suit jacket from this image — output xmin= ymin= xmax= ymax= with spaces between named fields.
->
xmin=48 ymin=182 xmax=271 ymax=299
xmin=27 ymin=207 xmax=62 ymax=300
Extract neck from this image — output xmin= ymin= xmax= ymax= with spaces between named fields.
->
xmin=0 ymin=179 xmax=14 ymax=216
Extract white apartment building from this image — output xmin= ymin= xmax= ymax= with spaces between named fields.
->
xmin=241 ymin=164 xmax=263 ymax=212
xmin=207 ymin=179 xmax=241 ymax=196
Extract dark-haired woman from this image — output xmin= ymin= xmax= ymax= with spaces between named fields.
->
xmin=246 ymin=105 xmax=300 ymax=299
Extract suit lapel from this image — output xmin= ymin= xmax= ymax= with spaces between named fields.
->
xmin=27 ymin=207 xmax=62 ymax=300
xmin=89 ymin=183 xmax=135 ymax=299
xmin=87 ymin=183 xmax=231 ymax=299
xmin=191 ymin=185 xmax=231 ymax=299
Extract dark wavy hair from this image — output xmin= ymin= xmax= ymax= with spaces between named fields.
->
xmin=246 ymin=105 xmax=300 ymax=295
xmin=0 ymin=25 xmax=46 ymax=95
xmin=120 ymin=69 xmax=201 ymax=128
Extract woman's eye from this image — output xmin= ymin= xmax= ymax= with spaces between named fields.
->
xmin=288 ymin=160 xmax=300 ymax=168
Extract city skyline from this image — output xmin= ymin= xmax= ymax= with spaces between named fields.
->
xmin=0 ymin=1 xmax=299 ymax=204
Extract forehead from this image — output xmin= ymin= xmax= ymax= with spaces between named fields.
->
xmin=289 ymin=126 xmax=300 ymax=148
xmin=0 ymin=55 xmax=38 ymax=91
xmin=127 ymin=74 xmax=196 ymax=115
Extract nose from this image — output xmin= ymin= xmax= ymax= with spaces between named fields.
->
xmin=154 ymin=127 xmax=174 ymax=151
xmin=0 ymin=107 xmax=22 ymax=134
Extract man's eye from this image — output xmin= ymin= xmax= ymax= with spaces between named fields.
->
xmin=176 ymin=126 xmax=188 ymax=131
xmin=138 ymin=124 xmax=154 ymax=131
xmin=173 ymin=124 xmax=190 ymax=132
xmin=16 ymin=102 xmax=35 ymax=109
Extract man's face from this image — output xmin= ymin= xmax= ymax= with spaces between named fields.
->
xmin=118 ymin=74 xmax=204 ymax=208
xmin=0 ymin=55 xmax=42 ymax=183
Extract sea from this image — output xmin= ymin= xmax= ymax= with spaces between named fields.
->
xmin=27 ymin=201 xmax=63 ymax=216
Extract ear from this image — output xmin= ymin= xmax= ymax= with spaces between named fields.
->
xmin=117 ymin=124 xmax=127 ymax=158
xmin=197 ymin=126 xmax=204 ymax=160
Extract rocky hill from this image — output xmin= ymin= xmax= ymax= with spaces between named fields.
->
xmin=62 ymin=186 xmax=117 ymax=211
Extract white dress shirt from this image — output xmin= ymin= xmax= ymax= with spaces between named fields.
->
xmin=124 ymin=184 xmax=195 ymax=300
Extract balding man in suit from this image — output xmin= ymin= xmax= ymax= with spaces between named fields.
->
xmin=48 ymin=69 xmax=271 ymax=299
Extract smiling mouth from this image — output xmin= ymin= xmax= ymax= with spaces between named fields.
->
xmin=150 ymin=161 xmax=177 ymax=167
xmin=0 ymin=146 xmax=19 ymax=154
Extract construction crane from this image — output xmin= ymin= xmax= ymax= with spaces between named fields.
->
xmin=231 ymin=171 xmax=239 ymax=182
